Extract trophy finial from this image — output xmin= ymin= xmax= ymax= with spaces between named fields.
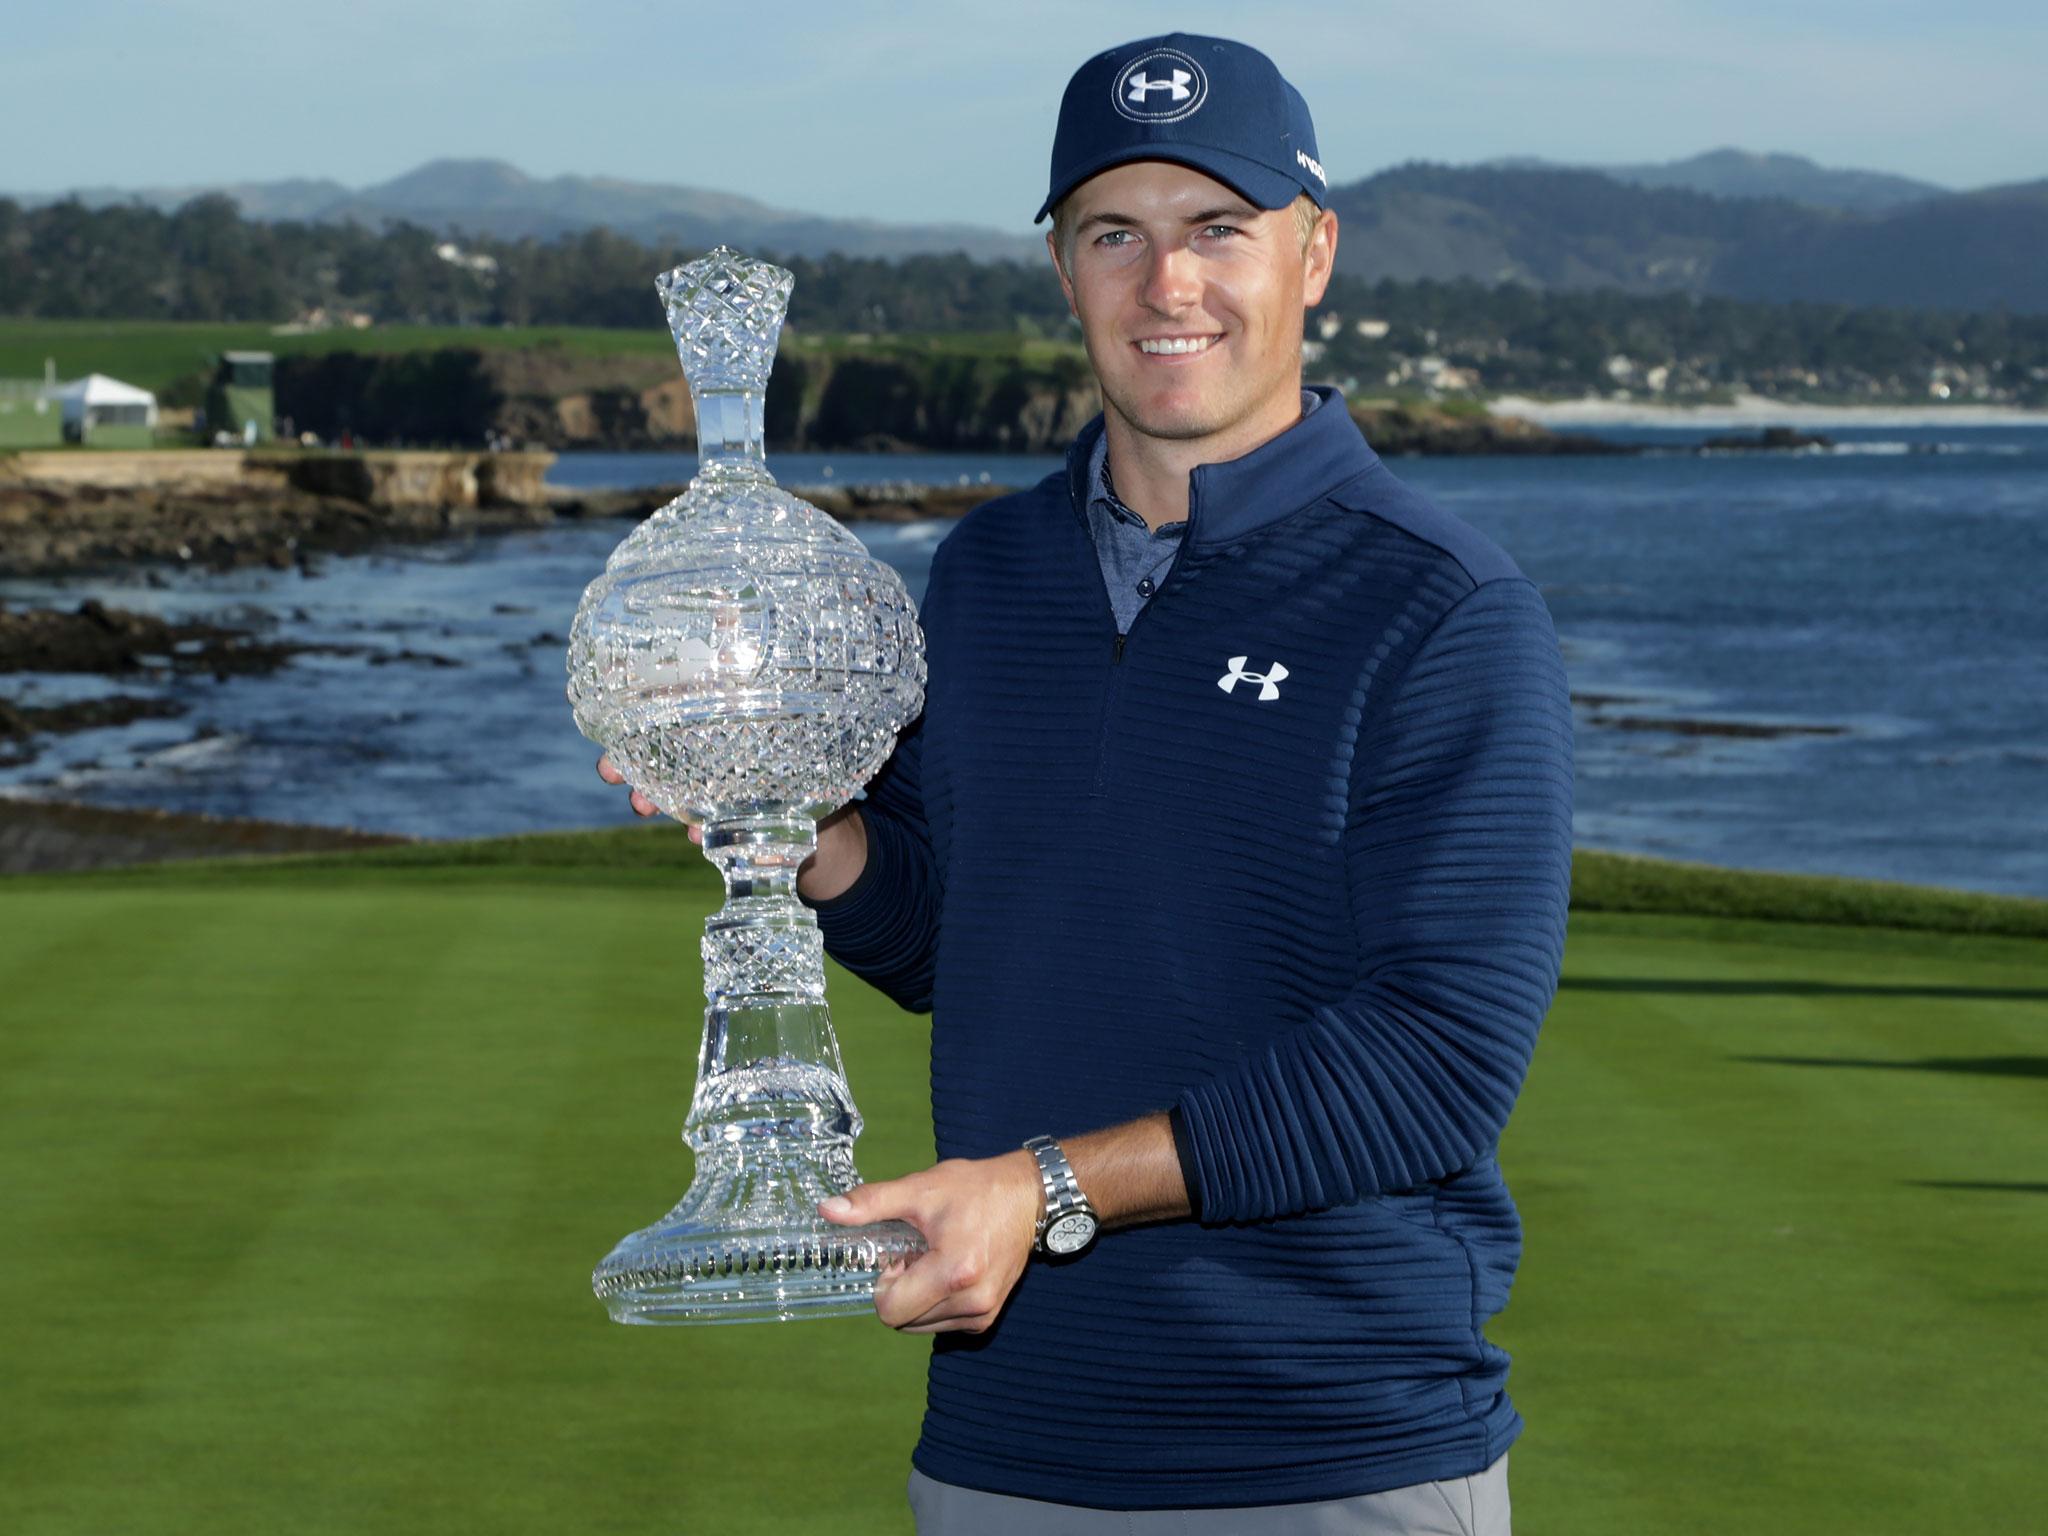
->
xmin=657 ymin=245 xmax=795 ymax=397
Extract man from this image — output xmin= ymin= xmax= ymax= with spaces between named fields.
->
xmin=601 ymin=31 xmax=1570 ymax=1535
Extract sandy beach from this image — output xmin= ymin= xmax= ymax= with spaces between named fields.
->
xmin=1485 ymin=391 xmax=2048 ymax=429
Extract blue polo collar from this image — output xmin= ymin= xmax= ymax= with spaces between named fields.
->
xmin=1064 ymin=384 xmax=1378 ymax=548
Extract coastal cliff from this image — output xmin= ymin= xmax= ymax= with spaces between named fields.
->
xmin=0 ymin=449 xmax=555 ymax=576
xmin=270 ymin=345 xmax=1627 ymax=457
xmin=276 ymin=346 xmax=1105 ymax=454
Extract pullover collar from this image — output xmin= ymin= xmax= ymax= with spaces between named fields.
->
xmin=1064 ymin=384 xmax=1380 ymax=549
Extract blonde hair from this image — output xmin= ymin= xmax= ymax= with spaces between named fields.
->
xmin=1052 ymin=190 xmax=1323 ymax=278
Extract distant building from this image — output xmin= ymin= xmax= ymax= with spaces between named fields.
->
xmin=53 ymin=373 xmax=159 ymax=447
xmin=207 ymin=352 xmax=275 ymax=444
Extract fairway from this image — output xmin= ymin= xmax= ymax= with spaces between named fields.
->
xmin=0 ymin=319 xmax=1087 ymax=400
xmin=1 ymin=836 xmax=2043 ymax=1533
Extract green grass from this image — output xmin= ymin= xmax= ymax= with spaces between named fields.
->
xmin=0 ymin=319 xmax=681 ymax=396
xmin=0 ymin=319 xmax=1088 ymax=400
xmin=2 ymin=829 xmax=2044 ymax=1533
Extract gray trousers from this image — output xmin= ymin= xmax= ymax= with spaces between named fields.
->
xmin=907 ymin=1451 xmax=1509 ymax=1535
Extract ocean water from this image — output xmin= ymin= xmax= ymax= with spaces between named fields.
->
xmin=3 ymin=422 xmax=2043 ymax=899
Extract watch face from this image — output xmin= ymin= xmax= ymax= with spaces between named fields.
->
xmin=1045 ymin=1211 xmax=1098 ymax=1255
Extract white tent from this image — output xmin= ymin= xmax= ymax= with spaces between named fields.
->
xmin=53 ymin=373 xmax=159 ymax=436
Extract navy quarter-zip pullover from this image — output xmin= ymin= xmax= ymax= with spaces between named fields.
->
xmin=805 ymin=384 xmax=1575 ymax=1509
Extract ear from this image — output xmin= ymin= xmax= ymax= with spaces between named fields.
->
xmin=1302 ymin=207 xmax=1338 ymax=307
xmin=1046 ymin=229 xmax=1078 ymax=318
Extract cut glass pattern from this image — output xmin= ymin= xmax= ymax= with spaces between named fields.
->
xmin=566 ymin=247 xmax=928 ymax=1324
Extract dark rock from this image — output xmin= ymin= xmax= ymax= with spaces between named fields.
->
xmin=1351 ymin=404 xmax=1637 ymax=456
xmin=367 ymin=648 xmax=463 ymax=668
xmin=0 ymin=691 xmax=192 ymax=767
xmin=0 ymin=601 xmax=314 ymax=677
xmin=1698 ymin=426 xmax=1834 ymax=451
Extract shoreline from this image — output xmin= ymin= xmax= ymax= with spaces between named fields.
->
xmin=0 ymin=794 xmax=410 ymax=875
xmin=1485 ymin=391 xmax=2048 ymax=428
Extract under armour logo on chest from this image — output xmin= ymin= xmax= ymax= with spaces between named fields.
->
xmin=1218 ymin=655 xmax=1289 ymax=701
xmin=1127 ymin=69 xmax=1193 ymax=103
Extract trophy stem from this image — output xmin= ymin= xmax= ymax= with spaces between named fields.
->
xmin=692 ymin=388 xmax=769 ymax=484
xmin=689 ymin=812 xmax=852 ymax=1150
xmin=590 ymin=808 xmax=928 ymax=1324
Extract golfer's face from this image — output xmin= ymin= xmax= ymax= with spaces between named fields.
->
xmin=1055 ymin=160 xmax=1320 ymax=446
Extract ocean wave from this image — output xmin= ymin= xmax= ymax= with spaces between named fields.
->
xmin=1825 ymin=441 xmax=2029 ymax=457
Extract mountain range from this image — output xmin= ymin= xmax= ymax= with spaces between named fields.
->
xmin=15 ymin=160 xmax=1044 ymax=264
xmin=13 ymin=148 xmax=2046 ymax=314
xmin=1476 ymin=147 xmax=1948 ymax=213
xmin=1325 ymin=161 xmax=2048 ymax=313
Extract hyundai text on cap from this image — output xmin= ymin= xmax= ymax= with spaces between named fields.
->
xmin=1036 ymin=32 xmax=1327 ymax=225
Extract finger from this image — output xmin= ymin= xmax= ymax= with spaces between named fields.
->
xmin=596 ymin=754 xmax=622 ymax=784
xmin=891 ymin=1287 xmax=989 ymax=1331
xmin=902 ymin=1315 xmax=995 ymax=1335
xmin=628 ymin=789 xmax=655 ymax=817
xmin=874 ymin=1252 xmax=978 ymax=1329
xmin=819 ymin=1179 xmax=922 ymax=1230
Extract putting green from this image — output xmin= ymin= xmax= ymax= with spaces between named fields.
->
xmin=1 ymin=836 xmax=2042 ymax=1533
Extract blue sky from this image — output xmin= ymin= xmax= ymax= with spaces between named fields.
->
xmin=7 ymin=0 xmax=2043 ymax=229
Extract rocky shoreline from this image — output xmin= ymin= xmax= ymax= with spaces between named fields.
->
xmin=0 ymin=597 xmax=444 ymax=772
xmin=547 ymin=479 xmax=1014 ymax=526
xmin=0 ymin=473 xmax=556 ymax=579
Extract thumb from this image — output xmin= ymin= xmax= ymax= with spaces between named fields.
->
xmin=819 ymin=1177 xmax=915 ymax=1227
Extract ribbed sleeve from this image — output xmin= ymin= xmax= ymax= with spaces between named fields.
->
xmin=804 ymin=713 xmax=941 ymax=1014
xmin=1174 ymin=576 xmax=1574 ymax=1224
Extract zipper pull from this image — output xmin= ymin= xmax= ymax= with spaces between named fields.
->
xmin=1112 ymin=633 xmax=1126 ymax=663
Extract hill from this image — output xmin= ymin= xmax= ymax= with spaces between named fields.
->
xmin=14 ymin=151 xmax=2048 ymax=315
xmin=1326 ymin=161 xmax=2048 ymax=313
xmin=1480 ymin=147 xmax=1948 ymax=214
xmin=11 ymin=157 xmax=1046 ymax=264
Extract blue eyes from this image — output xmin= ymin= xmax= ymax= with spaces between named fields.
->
xmin=1096 ymin=226 xmax=1240 ymax=248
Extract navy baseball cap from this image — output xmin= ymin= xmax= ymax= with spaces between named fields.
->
xmin=1034 ymin=33 xmax=1327 ymax=224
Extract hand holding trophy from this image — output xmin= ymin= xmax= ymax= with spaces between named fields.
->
xmin=566 ymin=247 xmax=930 ymax=1323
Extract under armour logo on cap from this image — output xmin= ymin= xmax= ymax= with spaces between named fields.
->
xmin=1126 ymin=69 xmax=1192 ymax=102
xmin=1218 ymin=655 xmax=1289 ymax=702
xmin=1113 ymin=48 xmax=1209 ymax=122
xmin=1037 ymin=33 xmax=1325 ymax=224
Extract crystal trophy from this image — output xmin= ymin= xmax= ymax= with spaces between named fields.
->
xmin=566 ymin=247 xmax=929 ymax=1324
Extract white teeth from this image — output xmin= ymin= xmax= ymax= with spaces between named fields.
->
xmin=1138 ymin=336 xmax=1217 ymax=355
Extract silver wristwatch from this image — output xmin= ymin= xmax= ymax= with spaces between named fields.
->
xmin=1022 ymin=1134 xmax=1100 ymax=1257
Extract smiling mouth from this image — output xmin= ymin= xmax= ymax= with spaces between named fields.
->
xmin=1134 ymin=335 xmax=1222 ymax=356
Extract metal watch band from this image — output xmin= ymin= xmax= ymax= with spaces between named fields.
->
xmin=1022 ymin=1133 xmax=1096 ymax=1253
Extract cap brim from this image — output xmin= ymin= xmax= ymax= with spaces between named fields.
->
xmin=1033 ymin=142 xmax=1308 ymax=224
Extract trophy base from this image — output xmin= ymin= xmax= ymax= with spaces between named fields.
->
xmin=595 ymin=1216 xmax=926 ymax=1324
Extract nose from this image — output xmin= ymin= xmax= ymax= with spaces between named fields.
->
xmin=1137 ymin=241 xmax=1201 ymax=314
